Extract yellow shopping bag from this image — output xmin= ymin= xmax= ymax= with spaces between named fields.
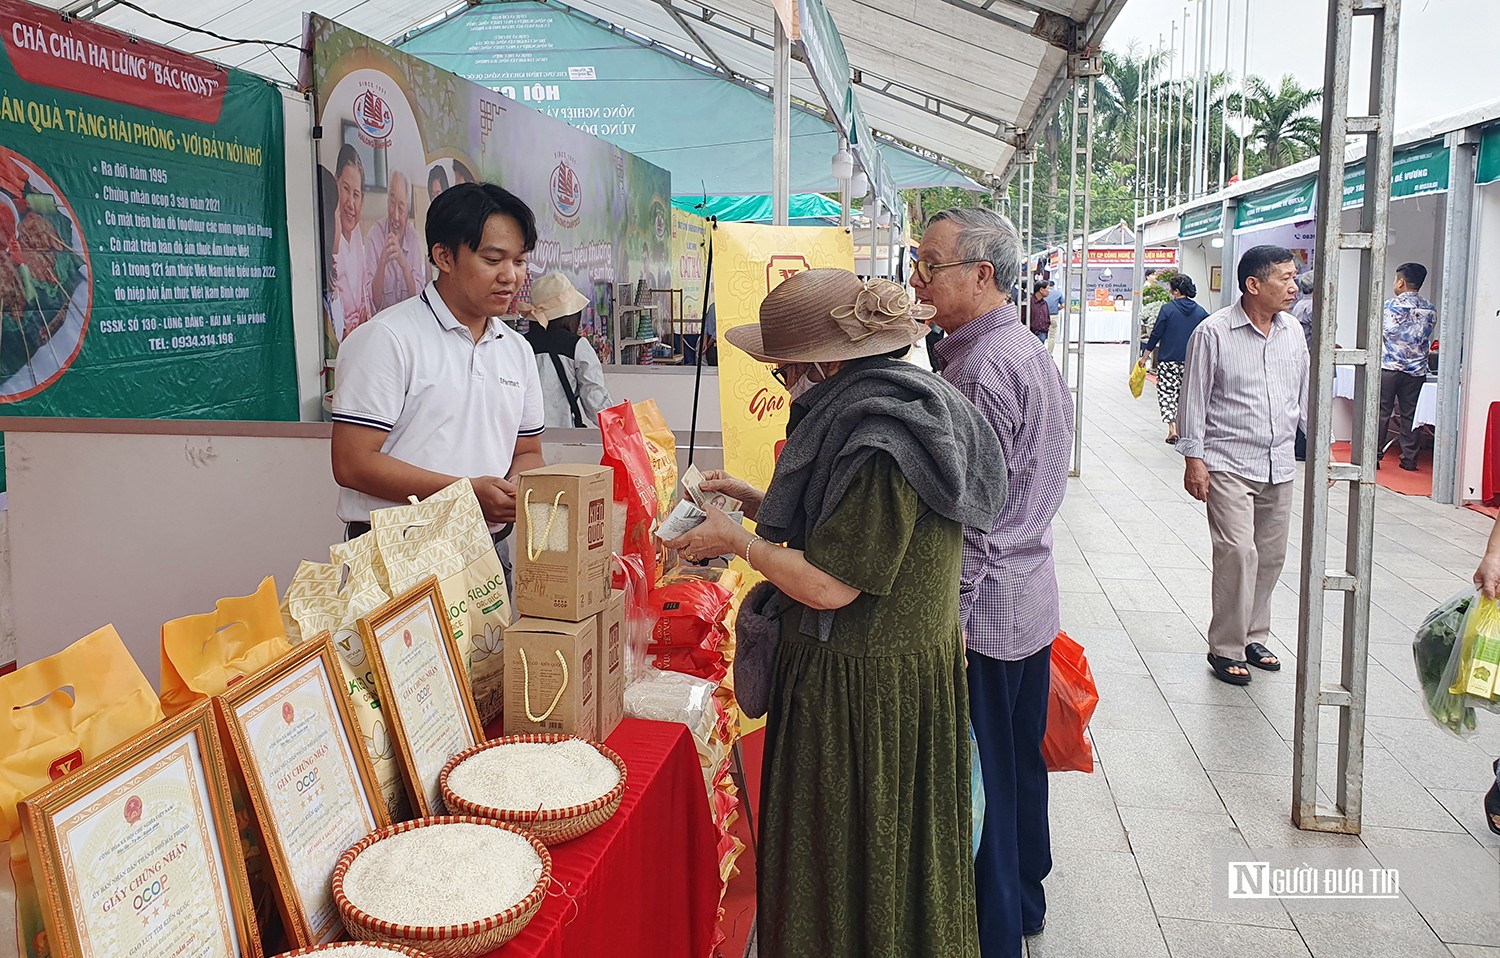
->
xmin=1129 ymin=362 xmax=1147 ymax=399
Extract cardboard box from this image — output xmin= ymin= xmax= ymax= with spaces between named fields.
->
xmin=504 ymin=616 xmax=598 ymax=739
xmin=596 ymin=590 xmax=626 ymax=741
xmin=515 ymin=464 xmax=613 ymax=621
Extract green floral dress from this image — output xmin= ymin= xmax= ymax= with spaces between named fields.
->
xmin=757 ymin=454 xmax=978 ymax=958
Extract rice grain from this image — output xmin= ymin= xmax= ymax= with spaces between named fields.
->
xmin=447 ymin=739 xmax=620 ymax=812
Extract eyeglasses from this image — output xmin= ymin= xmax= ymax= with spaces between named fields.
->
xmin=913 ymin=259 xmax=987 ymax=285
xmin=771 ymin=365 xmax=792 ymax=387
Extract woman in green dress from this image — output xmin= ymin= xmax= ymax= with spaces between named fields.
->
xmin=664 ymin=268 xmax=1006 ymax=958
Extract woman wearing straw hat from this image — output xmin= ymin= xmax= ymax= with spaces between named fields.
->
xmin=518 ymin=272 xmax=613 ymax=428
xmin=662 ymin=268 xmax=1005 ymax=958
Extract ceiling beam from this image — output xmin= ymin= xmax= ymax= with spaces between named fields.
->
xmin=853 ymin=68 xmax=1017 ymax=141
xmin=58 ymin=0 xmax=120 ymax=19
xmin=652 ymin=0 xmax=735 ymax=75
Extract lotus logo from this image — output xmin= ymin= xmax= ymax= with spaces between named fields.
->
xmin=124 ymin=795 xmax=143 ymax=825
xmin=353 ymin=90 xmax=394 ymax=142
xmin=551 ymin=160 xmax=581 ymax=225
xmin=282 ymin=702 xmax=295 ymax=724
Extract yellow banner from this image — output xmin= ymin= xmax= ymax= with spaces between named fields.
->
xmin=712 ymin=222 xmax=854 ymax=492
xmin=670 ymin=208 xmax=710 ymax=323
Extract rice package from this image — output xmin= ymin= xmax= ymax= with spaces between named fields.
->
xmin=371 ymin=479 xmax=508 ymax=726
xmin=282 ymin=541 xmax=407 ymax=821
xmin=160 ymin=575 xmax=291 ymax=716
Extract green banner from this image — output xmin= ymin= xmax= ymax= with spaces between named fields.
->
xmin=1235 ymin=176 xmax=1317 ymax=231
xmin=1343 ymin=141 xmax=1450 ymax=208
xmin=0 ymin=0 xmax=298 ymax=495
xmin=1179 ymin=204 xmax=1224 ymax=240
xmin=1478 ymin=125 xmax=1500 ymax=185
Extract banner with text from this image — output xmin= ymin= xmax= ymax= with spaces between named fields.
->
xmin=670 ymin=208 xmax=708 ymax=325
xmin=308 ymin=16 xmax=671 ymax=368
xmin=712 ymin=222 xmax=853 ymax=495
xmin=0 ymin=0 xmax=297 ymax=494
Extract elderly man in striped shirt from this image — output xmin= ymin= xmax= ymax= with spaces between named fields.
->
xmin=916 ymin=208 xmax=1073 ymax=958
xmin=1177 ymin=245 xmax=1309 ymax=685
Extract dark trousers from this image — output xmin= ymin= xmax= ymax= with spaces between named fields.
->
xmin=968 ymin=644 xmax=1053 ymax=958
xmin=1378 ymin=368 xmax=1425 ymax=467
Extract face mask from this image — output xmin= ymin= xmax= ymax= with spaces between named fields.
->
xmin=788 ymin=362 xmax=825 ymax=401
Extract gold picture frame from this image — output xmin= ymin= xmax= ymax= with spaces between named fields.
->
xmin=359 ymin=576 xmax=484 ymax=816
xmin=1209 ymin=265 xmax=1223 ymax=293
xmin=214 ymin=634 xmax=389 ymax=948
xmin=18 ymin=702 xmax=261 ymax=958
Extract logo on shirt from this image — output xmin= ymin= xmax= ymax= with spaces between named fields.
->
xmin=352 ymin=86 xmax=394 ymax=148
xmin=551 ymin=154 xmax=582 ymax=228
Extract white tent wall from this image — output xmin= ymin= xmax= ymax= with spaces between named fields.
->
xmin=1176 ymin=239 xmax=1215 ymax=312
xmin=1459 ymin=180 xmax=1500 ymax=503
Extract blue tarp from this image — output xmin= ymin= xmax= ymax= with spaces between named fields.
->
xmin=398 ymin=1 xmax=981 ymax=195
xmin=671 ymin=193 xmax=843 ymax=223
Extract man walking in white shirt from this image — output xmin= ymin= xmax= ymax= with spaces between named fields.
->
xmin=1177 ymin=245 xmax=1309 ymax=685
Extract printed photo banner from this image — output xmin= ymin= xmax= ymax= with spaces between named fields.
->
xmin=671 ymin=208 xmax=709 ymax=324
xmin=0 ymin=0 xmax=298 ymax=494
xmin=306 ymin=16 xmax=672 ymax=369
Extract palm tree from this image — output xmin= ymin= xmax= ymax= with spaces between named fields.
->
xmin=1235 ymin=74 xmax=1322 ymax=173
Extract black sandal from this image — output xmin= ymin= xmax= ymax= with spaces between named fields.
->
xmin=1207 ymin=653 xmax=1252 ymax=685
xmin=1245 ymin=642 xmax=1281 ymax=672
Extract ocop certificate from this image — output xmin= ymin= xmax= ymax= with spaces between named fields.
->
xmin=54 ymin=736 xmax=241 ymax=958
xmin=237 ymin=654 xmax=376 ymax=943
xmin=379 ymin=596 xmax=474 ymax=811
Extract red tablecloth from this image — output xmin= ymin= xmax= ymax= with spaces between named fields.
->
xmin=480 ymin=718 xmax=720 ymax=958
xmin=1482 ymin=401 xmax=1500 ymax=504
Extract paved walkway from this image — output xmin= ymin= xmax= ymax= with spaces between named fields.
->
xmin=1035 ymin=344 xmax=1500 ymax=958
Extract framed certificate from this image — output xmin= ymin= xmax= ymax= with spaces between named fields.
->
xmin=214 ymin=634 xmax=388 ymax=948
xmin=18 ymin=702 xmax=260 ymax=958
xmin=360 ymin=577 xmax=484 ymax=816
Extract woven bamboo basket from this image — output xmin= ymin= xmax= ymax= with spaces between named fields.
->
xmin=439 ymin=733 xmax=627 ymax=845
xmin=272 ymin=943 xmax=433 ymax=957
xmin=332 ymin=816 xmax=551 ymax=958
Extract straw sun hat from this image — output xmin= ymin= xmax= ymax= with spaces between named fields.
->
xmin=723 ymin=268 xmax=935 ymax=364
xmin=522 ymin=272 xmax=590 ymax=325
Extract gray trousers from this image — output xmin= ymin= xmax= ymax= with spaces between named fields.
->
xmin=1206 ymin=472 xmax=1295 ymax=661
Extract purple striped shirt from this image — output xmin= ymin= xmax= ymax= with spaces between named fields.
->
xmin=935 ymin=304 xmax=1073 ymax=661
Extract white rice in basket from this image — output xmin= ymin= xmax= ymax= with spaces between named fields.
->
xmin=447 ymin=739 xmax=621 ymax=812
xmin=274 ymin=947 xmax=419 ymax=958
xmin=342 ymin=823 xmax=542 ymax=927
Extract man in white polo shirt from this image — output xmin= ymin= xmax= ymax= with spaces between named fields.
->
xmin=331 ymin=182 xmax=546 ymax=583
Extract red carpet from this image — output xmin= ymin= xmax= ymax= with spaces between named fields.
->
xmin=716 ymin=727 xmax=762 ymax=957
xmin=1330 ymin=441 xmax=1432 ymax=497
xmin=1466 ymin=503 xmax=1500 ymax=520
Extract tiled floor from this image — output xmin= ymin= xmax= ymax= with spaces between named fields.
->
xmin=1032 ymin=345 xmax=1500 ymax=958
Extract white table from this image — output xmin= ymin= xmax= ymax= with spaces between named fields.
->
xmin=1332 ymin=367 xmax=1437 ymax=427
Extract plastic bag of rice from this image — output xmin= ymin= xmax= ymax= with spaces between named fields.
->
xmin=447 ymin=739 xmax=621 ymax=812
xmin=342 ymin=823 xmax=542 ymax=927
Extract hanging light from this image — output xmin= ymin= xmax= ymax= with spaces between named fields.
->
xmin=850 ymin=170 xmax=869 ymax=199
xmin=831 ymin=148 xmax=854 ymax=181
xmin=876 ymin=203 xmax=892 ymax=228
xmin=1210 ymin=236 xmax=1225 ymax=249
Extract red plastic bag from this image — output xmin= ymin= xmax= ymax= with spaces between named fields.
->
xmin=600 ymin=402 xmax=660 ymax=587
xmin=1042 ymin=631 xmax=1098 ymax=773
xmin=646 ymin=580 xmax=732 ymax=681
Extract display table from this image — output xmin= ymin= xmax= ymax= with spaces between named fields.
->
xmin=1332 ymin=367 xmax=1437 ymax=427
xmin=481 ymin=718 xmax=720 ymax=958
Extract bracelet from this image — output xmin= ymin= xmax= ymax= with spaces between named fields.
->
xmin=743 ymin=534 xmax=763 ymax=568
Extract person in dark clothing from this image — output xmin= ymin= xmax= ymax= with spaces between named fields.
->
xmin=1138 ymin=273 xmax=1210 ymax=444
xmin=1030 ymin=282 xmax=1053 ymax=343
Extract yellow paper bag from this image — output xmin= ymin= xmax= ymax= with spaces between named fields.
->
xmin=1 ymin=626 xmax=163 ymax=958
xmin=371 ymin=479 xmax=507 ymax=727
xmin=160 ymin=576 xmax=291 ymax=717
xmin=282 ymin=538 xmax=408 ymax=821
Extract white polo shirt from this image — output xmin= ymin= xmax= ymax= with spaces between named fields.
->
xmin=332 ymin=282 xmax=545 ymax=523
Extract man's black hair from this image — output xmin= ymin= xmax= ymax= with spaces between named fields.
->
xmin=1237 ymin=245 xmax=1296 ymax=294
xmin=1396 ymin=262 xmax=1428 ymax=290
xmin=425 ymin=182 xmax=538 ymax=265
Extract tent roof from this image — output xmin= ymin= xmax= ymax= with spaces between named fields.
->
xmin=398 ymin=1 xmax=981 ymax=195
xmin=42 ymin=0 xmax=1129 ymax=180
xmin=673 ymin=193 xmax=843 ymax=222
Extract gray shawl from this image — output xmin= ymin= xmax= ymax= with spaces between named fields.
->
xmin=755 ymin=358 xmax=1008 ymax=637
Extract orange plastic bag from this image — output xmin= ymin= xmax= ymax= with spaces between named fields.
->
xmin=1042 ymin=631 xmax=1098 ymax=773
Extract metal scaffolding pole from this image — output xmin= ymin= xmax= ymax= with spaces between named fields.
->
xmin=1432 ymin=128 xmax=1479 ymax=505
xmin=1292 ymin=0 xmax=1401 ymax=834
xmin=1018 ymin=147 xmax=1036 ymax=333
xmin=771 ymin=13 xmax=791 ymax=227
xmin=1061 ymin=57 xmax=1100 ymax=478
